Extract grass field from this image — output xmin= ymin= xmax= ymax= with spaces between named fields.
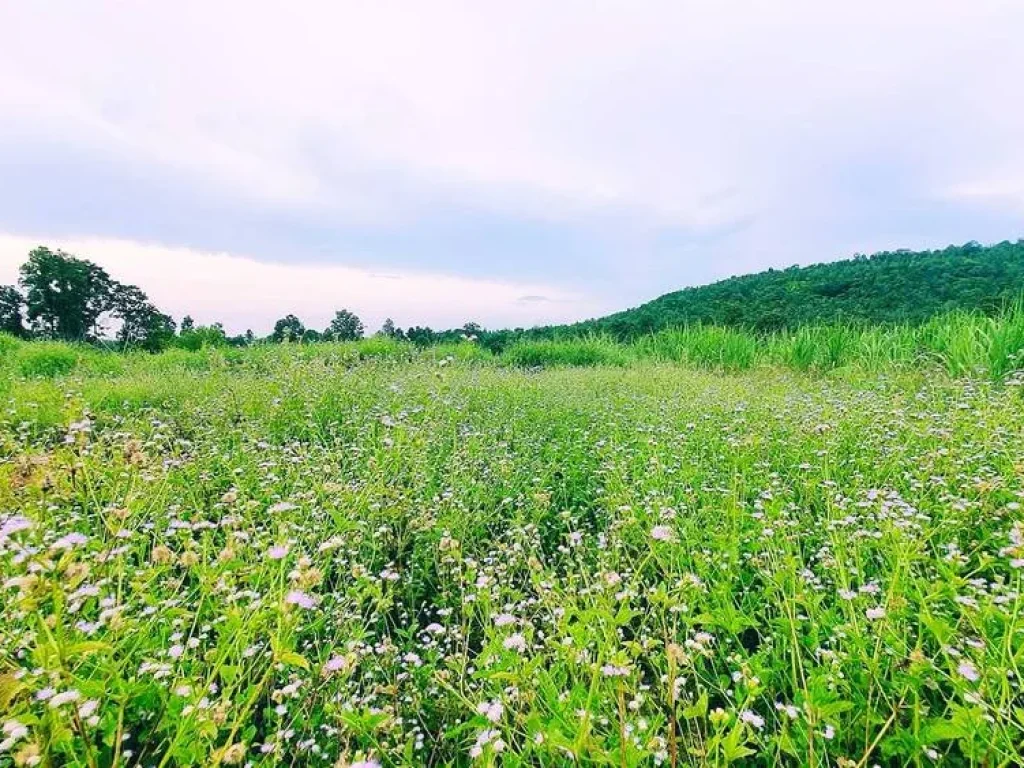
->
xmin=2 ymin=338 xmax=1024 ymax=765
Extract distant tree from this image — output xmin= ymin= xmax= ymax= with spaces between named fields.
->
xmin=111 ymin=283 xmax=176 ymax=351
xmin=0 ymin=285 xmax=28 ymax=337
xmin=245 ymin=329 xmax=255 ymax=345
xmin=19 ymin=247 xmax=115 ymax=340
xmin=177 ymin=323 xmax=228 ymax=351
xmin=301 ymin=328 xmax=322 ymax=343
xmin=180 ymin=315 xmax=195 ymax=333
xmin=380 ymin=317 xmax=397 ymax=337
xmin=405 ymin=326 xmax=436 ymax=346
xmin=272 ymin=314 xmax=306 ymax=343
xmin=324 ymin=309 xmax=364 ymax=341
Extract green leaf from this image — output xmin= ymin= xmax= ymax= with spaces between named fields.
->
xmin=276 ymin=650 xmax=310 ymax=670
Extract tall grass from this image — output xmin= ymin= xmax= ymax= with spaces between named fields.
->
xmin=3 ymin=300 xmax=1024 ymax=380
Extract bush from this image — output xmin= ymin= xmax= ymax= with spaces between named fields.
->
xmin=504 ymin=336 xmax=631 ymax=368
xmin=16 ymin=342 xmax=80 ymax=378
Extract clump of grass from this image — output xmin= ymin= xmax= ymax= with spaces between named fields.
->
xmin=14 ymin=341 xmax=82 ymax=377
xmin=504 ymin=335 xmax=631 ymax=367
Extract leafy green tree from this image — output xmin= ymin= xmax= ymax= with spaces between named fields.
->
xmin=0 ymin=285 xmax=28 ymax=337
xmin=272 ymin=314 xmax=306 ymax=343
xmin=177 ymin=324 xmax=228 ymax=350
xmin=19 ymin=247 xmax=115 ymax=340
xmin=380 ymin=317 xmax=397 ymax=337
xmin=324 ymin=309 xmax=364 ymax=341
xmin=111 ymin=284 xmax=176 ymax=351
xmin=180 ymin=315 xmax=195 ymax=333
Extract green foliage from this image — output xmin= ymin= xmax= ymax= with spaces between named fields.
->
xmin=504 ymin=335 xmax=632 ymax=367
xmin=19 ymin=246 xmax=115 ymax=340
xmin=271 ymin=314 xmax=306 ymax=343
xmin=14 ymin=341 xmax=81 ymax=377
xmin=2 ymin=356 xmax=1023 ymax=766
xmin=487 ymin=240 xmax=1024 ymax=348
xmin=324 ymin=309 xmax=364 ymax=341
xmin=0 ymin=284 xmax=28 ymax=337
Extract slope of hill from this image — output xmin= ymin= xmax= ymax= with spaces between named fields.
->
xmin=545 ymin=239 xmax=1024 ymax=340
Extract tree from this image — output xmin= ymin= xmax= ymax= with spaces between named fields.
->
xmin=111 ymin=284 xmax=176 ymax=351
xmin=180 ymin=315 xmax=195 ymax=333
xmin=0 ymin=285 xmax=27 ymax=337
xmin=380 ymin=317 xmax=397 ymax=337
xmin=19 ymin=247 xmax=115 ymax=340
xmin=272 ymin=314 xmax=305 ymax=343
xmin=324 ymin=309 xmax=364 ymax=341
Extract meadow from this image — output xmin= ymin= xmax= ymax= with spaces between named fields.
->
xmin=1 ymin=320 xmax=1024 ymax=766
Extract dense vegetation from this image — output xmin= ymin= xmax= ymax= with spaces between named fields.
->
xmin=1 ymin=341 xmax=1023 ymax=766
xmin=481 ymin=240 xmax=1024 ymax=347
xmin=5 ymin=240 xmax=1024 ymax=355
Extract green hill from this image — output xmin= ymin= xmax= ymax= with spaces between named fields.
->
xmin=545 ymin=239 xmax=1024 ymax=341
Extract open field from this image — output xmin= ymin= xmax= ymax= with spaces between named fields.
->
xmin=2 ymin=347 xmax=1023 ymax=766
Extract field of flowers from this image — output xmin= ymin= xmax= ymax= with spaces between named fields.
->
xmin=1 ymin=352 xmax=1023 ymax=766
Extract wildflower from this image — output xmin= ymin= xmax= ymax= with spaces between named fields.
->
xmin=740 ymin=710 xmax=765 ymax=730
xmin=13 ymin=742 xmax=41 ymax=767
xmin=775 ymin=702 xmax=800 ymax=719
xmin=651 ymin=525 xmax=675 ymax=542
xmin=78 ymin=700 xmax=99 ymax=719
xmin=0 ymin=516 xmax=33 ymax=544
xmin=349 ymin=761 xmax=382 ymax=768
xmin=865 ymin=606 xmax=886 ymax=620
xmin=220 ymin=742 xmax=246 ymax=764
xmin=48 ymin=690 xmax=81 ymax=708
xmin=600 ymin=663 xmax=630 ymax=677
xmin=51 ymin=532 xmax=87 ymax=551
xmin=1 ymin=719 xmax=29 ymax=753
xmin=503 ymin=633 xmax=527 ymax=653
xmin=151 ymin=545 xmax=174 ymax=564
xmin=268 ymin=544 xmax=290 ymax=560
xmin=477 ymin=700 xmax=503 ymax=723
xmin=268 ymin=502 xmax=298 ymax=514
xmin=493 ymin=613 xmax=516 ymax=627
xmin=958 ymin=661 xmax=980 ymax=682
xmin=285 ymin=590 xmax=317 ymax=609
xmin=323 ymin=655 xmax=350 ymax=676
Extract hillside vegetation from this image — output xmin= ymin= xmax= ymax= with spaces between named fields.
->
xmin=496 ymin=240 xmax=1024 ymax=345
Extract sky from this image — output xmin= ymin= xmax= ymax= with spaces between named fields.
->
xmin=1 ymin=1 xmax=1022 ymax=335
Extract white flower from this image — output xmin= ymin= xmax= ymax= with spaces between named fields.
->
xmin=0 ymin=516 xmax=33 ymax=544
xmin=503 ymin=633 xmax=527 ymax=653
xmin=957 ymin=661 xmax=980 ymax=682
xmin=168 ymin=644 xmax=185 ymax=659
xmin=285 ymin=590 xmax=317 ymax=609
xmin=268 ymin=544 xmax=290 ymax=560
xmin=775 ymin=702 xmax=800 ymax=719
xmin=477 ymin=700 xmax=503 ymax=723
xmin=740 ymin=710 xmax=765 ymax=730
xmin=51 ymin=532 xmax=88 ymax=551
xmin=865 ymin=606 xmax=886 ymax=620
xmin=493 ymin=613 xmax=516 ymax=627
xmin=350 ymin=761 xmax=382 ymax=768
xmin=651 ymin=525 xmax=675 ymax=542
xmin=268 ymin=502 xmax=298 ymax=514
xmin=78 ymin=700 xmax=99 ymax=719
xmin=600 ymin=663 xmax=631 ymax=677
xmin=48 ymin=689 xmax=81 ymax=708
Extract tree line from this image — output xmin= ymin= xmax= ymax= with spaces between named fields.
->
xmin=4 ymin=239 xmax=1023 ymax=353
xmin=0 ymin=246 xmax=486 ymax=351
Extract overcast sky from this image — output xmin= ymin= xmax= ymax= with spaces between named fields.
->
xmin=1 ymin=1 xmax=1022 ymax=334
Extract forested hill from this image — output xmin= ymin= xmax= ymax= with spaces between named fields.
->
xmin=562 ymin=239 xmax=1024 ymax=338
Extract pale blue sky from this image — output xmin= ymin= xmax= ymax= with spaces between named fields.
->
xmin=1 ymin=1 xmax=1022 ymax=333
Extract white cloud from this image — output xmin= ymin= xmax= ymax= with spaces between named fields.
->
xmin=0 ymin=234 xmax=604 ymax=334
xmin=0 ymin=1 xmax=1021 ymax=310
